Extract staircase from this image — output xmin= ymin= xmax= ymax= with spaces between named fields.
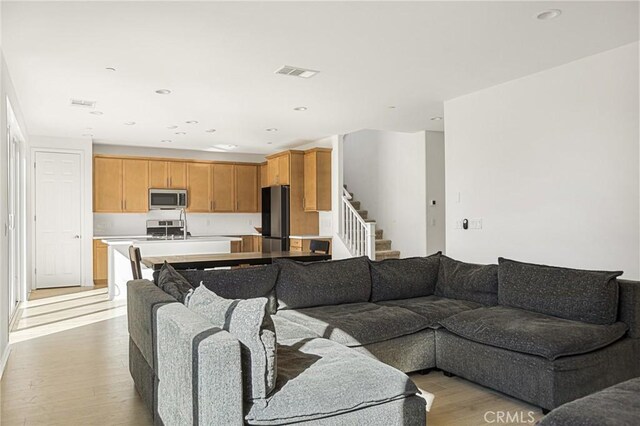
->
xmin=342 ymin=186 xmax=400 ymax=260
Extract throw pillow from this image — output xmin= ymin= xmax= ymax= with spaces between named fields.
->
xmin=156 ymin=261 xmax=193 ymax=303
xmin=186 ymin=285 xmax=277 ymax=403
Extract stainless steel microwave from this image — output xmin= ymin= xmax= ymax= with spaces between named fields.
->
xmin=149 ymin=189 xmax=188 ymax=210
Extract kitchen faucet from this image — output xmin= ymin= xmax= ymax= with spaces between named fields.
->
xmin=179 ymin=208 xmax=188 ymax=239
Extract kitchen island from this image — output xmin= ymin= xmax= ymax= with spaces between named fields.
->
xmin=101 ymin=236 xmax=242 ymax=300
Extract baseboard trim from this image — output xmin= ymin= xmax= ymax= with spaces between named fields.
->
xmin=0 ymin=345 xmax=11 ymax=380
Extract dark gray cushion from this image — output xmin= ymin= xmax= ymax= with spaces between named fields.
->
xmin=177 ymin=265 xmax=279 ymax=314
xmin=369 ymin=254 xmax=440 ymax=302
xmin=186 ymin=286 xmax=276 ymax=404
xmin=245 ymin=337 xmax=419 ymax=425
xmin=435 ymin=255 xmax=498 ymax=305
xmin=538 ymin=377 xmax=640 ymax=426
xmin=156 ymin=262 xmax=193 ymax=303
xmin=498 ymin=257 xmax=622 ymax=325
xmin=378 ymin=295 xmax=482 ymax=328
xmin=439 ymin=306 xmax=628 ymax=360
xmin=272 ymin=315 xmax=319 ymax=342
xmin=275 ymin=257 xmax=372 ymax=310
xmin=276 ymin=302 xmax=430 ymax=347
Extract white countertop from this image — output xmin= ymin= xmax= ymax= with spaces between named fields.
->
xmin=100 ymin=236 xmax=243 ymax=245
xmin=289 ymin=235 xmax=333 ymax=240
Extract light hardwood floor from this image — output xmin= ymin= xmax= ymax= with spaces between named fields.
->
xmin=1 ymin=288 xmax=543 ymax=425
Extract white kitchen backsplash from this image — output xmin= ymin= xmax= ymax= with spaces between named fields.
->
xmin=94 ymin=211 xmax=262 ymax=237
xmin=318 ymin=211 xmax=333 ymax=236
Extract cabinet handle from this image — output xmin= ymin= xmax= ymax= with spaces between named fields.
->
xmin=169 ymin=176 xmax=172 ymax=187
xmin=124 ymin=200 xmax=127 ymax=210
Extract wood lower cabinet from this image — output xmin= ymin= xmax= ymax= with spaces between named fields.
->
xmin=211 ymin=164 xmax=235 ymax=212
xmin=122 ymin=159 xmax=149 ymax=212
xmin=93 ymin=239 xmax=108 ymax=285
xmin=94 ymin=157 xmax=123 ymax=212
xmin=254 ymin=235 xmax=262 ymax=252
xmin=187 ymin=163 xmax=212 ymax=212
xmin=304 ymin=148 xmax=332 ymax=211
xmin=230 ymin=240 xmax=242 ymax=253
xmin=289 ymin=237 xmax=332 ymax=254
xmin=241 ymin=235 xmax=254 ymax=252
xmin=235 ymin=165 xmax=258 ymax=212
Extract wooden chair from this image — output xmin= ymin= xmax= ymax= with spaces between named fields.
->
xmin=309 ymin=239 xmax=330 ymax=254
xmin=129 ymin=245 xmax=142 ymax=280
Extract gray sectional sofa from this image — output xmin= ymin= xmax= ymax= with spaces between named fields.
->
xmin=127 ymin=254 xmax=640 ymax=425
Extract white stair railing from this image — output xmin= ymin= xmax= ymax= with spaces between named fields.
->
xmin=340 ymin=187 xmax=376 ymax=259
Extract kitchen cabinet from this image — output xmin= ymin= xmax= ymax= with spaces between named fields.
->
xmin=94 ymin=157 xmax=123 ymax=212
xmin=187 ymin=163 xmax=212 ymax=212
xmin=150 ymin=160 xmax=187 ymax=189
xmin=211 ymin=164 xmax=235 ymax=212
xmin=235 ymin=165 xmax=258 ymax=212
xmin=230 ymin=240 xmax=242 ymax=253
xmin=122 ymin=159 xmax=149 ymax=212
xmin=93 ymin=239 xmax=108 ymax=285
xmin=266 ymin=153 xmax=291 ymax=186
xmin=254 ymin=235 xmax=262 ymax=252
xmin=241 ymin=235 xmax=254 ymax=252
xmin=289 ymin=237 xmax=332 ymax=254
xmin=260 ymin=162 xmax=268 ymax=188
xmin=304 ymin=148 xmax=332 ymax=211
xmin=288 ymin=151 xmax=319 ymax=235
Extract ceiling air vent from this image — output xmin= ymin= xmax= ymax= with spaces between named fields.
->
xmin=275 ymin=65 xmax=319 ymax=79
xmin=70 ymin=99 xmax=97 ymax=108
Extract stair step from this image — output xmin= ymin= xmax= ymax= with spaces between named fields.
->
xmin=357 ymin=210 xmax=368 ymax=219
xmin=375 ymin=229 xmax=383 ymax=239
xmin=375 ymin=250 xmax=401 ymax=260
xmin=375 ymin=239 xmax=392 ymax=251
xmin=350 ymin=200 xmax=361 ymax=210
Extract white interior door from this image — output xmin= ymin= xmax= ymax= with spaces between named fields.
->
xmin=35 ymin=151 xmax=82 ymax=288
xmin=8 ymin=136 xmax=20 ymax=315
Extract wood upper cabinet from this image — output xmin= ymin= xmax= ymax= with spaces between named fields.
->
xmin=235 ymin=165 xmax=258 ymax=212
xmin=260 ymin=163 xmax=268 ymax=188
xmin=304 ymin=148 xmax=332 ymax=211
xmin=149 ymin=160 xmax=187 ymax=189
xmin=94 ymin=157 xmax=123 ymax=212
xmin=211 ymin=164 xmax=235 ymax=212
xmin=122 ymin=159 xmax=149 ymax=212
xmin=267 ymin=153 xmax=291 ymax=186
xmin=187 ymin=162 xmax=212 ymax=212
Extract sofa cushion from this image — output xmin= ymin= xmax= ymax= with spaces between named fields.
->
xmin=276 ymin=302 xmax=430 ymax=347
xmin=378 ymin=295 xmax=482 ymax=328
xmin=435 ymin=255 xmax=498 ymax=305
xmin=439 ymin=306 xmax=628 ymax=360
xmin=369 ymin=254 xmax=440 ymax=302
xmin=275 ymin=257 xmax=371 ymax=310
xmin=245 ymin=337 xmax=419 ymax=425
xmin=538 ymin=377 xmax=640 ymax=426
xmin=177 ymin=264 xmax=279 ymax=314
xmin=498 ymin=258 xmax=622 ymax=325
xmin=156 ymin=262 xmax=193 ymax=303
xmin=272 ymin=315 xmax=319 ymax=342
xmin=186 ymin=286 xmax=277 ymax=403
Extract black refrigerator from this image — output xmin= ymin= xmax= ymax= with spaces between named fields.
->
xmin=261 ymin=185 xmax=290 ymax=252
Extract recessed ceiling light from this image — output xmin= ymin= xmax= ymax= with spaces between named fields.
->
xmin=266 ymin=128 xmax=278 ymax=132
xmin=536 ymin=9 xmax=562 ymax=20
xmin=105 ymin=67 xmax=116 ymax=72
xmin=124 ymin=121 xmax=136 ymax=125
xmin=388 ymin=106 xmax=396 ymax=109
xmin=175 ymin=132 xmax=186 ymax=135
xmin=267 ymin=142 xmax=273 ymax=145
xmin=212 ymin=144 xmax=238 ymax=151
xmin=82 ymin=133 xmax=93 ymax=137
xmin=430 ymin=116 xmax=443 ymax=121
xmin=205 ymin=129 xmax=216 ymax=133
xmin=85 ymin=127 xmax=93 ymax=130
xmin=293 ymin=107 xmax=307 ymax=111
xmin=90 ymin=111 xmax=103 ymax=115
xmin=155 ymin=89 xmax=171 ymax=95
xmin=167 ymin=125 xmax=178 ymax=129
xmin=185 ymin=120 xmax=198 ymax=124
xmin=161 ymin=140 xmax=172 ymax=143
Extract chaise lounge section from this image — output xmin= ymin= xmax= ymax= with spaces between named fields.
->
xmin=127 ymin=253 xmax=640 ymax=424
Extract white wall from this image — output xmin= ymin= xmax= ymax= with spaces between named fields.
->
xmin=444 ymin=42 xmax=639 ymax=279
xmin=28 ymin=136 xmax=94 ymax=287
xmin=344 ymin=129 xmax=429 ymax=258
xmin=426 ymin=131 xmax=446 ymax=253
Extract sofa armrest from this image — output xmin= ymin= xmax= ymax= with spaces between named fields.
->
xmin=155 ymin=303 xmax=244 ymax=425
xmin=127 ymin=279 xmax=177 ymax=369
xmin=618 ymin=279 xmax=640 ymax=338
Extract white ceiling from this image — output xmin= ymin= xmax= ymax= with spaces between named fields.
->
xmin=3 ymin=1 xmax=638 ymax=154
